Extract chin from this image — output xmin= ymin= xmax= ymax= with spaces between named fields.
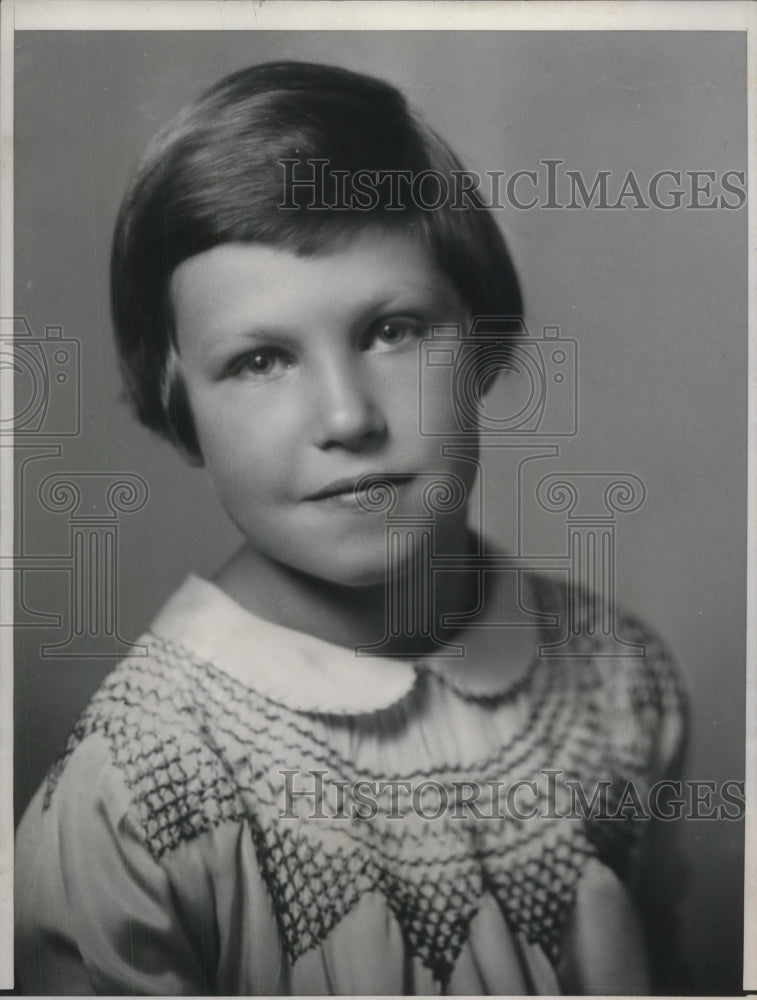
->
xmin=305 ymin=555 xmax=390 ymax=590
xmin=294 ymin=540 xmax=420 ymax=590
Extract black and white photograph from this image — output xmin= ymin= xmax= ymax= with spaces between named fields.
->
xmin=3 ymin=2 xmax=753 ymax=995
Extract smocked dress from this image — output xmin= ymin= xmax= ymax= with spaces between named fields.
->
xmin=15 ymin=570 xmax=685 ymax=995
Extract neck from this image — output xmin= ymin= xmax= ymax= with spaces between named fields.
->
xmin=213 ymin=524 xmax=478 ymax=656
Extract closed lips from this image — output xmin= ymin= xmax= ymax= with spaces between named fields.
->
xmin=305 ymin=475 xmax=415 ymax=501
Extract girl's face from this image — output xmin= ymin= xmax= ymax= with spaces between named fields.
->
xmin=171 ymin=229 xmax=476 ymax=586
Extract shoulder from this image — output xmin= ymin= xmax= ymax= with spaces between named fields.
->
xmin=613 ymin=604 xmax=688 ymax=779
xmin=40 ymin=629 xmax=250 ymax=859
xmin=17 ymin=729 xmax=128 ymax=874
xmin=530 ymin=572 xmax=687 ymax=777
xmin=15 ymin=722 xmax=225 ymax=996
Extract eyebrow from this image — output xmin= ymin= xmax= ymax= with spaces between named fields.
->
xmin=196 ymin=282 xmax=463 ymax=358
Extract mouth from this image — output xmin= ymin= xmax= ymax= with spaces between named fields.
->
xmin=304 ymin=474 xmax=416 ymax=503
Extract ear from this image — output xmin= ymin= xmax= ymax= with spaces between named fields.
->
xmin=479 ymin=365 xmax=504 ymax=396
xmin=470 ymin=339 xmax=511 ymax=402
xmin=176 ymin=442 xmax=205 ymax=468
xmin=160 ymin=343 xmax=205 ymax=467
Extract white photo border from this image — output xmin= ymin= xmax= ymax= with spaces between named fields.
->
xmin=2 ymin=1 xmax=754 ymax=994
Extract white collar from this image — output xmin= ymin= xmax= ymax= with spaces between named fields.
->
xmin=150 ymin=568 xmax=547 ymax=716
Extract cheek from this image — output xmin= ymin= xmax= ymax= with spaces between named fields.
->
xmin=411 ymin=379 xmax=459 ymax=439
xmin=382 ymin=359 xmax=456 ymax=434
xmin=191 ymin=399 xmax=297 ymax=500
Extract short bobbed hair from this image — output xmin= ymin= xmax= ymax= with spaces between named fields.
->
xmin=111 ymin=60 xmax=522 ymax=460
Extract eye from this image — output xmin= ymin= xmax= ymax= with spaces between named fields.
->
xmin=364 ymin=316 xmax=427 ymax=354
xmin=224 ymin=347 xmax=294 ymax=380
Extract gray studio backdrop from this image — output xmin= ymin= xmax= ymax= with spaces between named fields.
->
xmin=13 ymin=30 xmax=746 ymax=992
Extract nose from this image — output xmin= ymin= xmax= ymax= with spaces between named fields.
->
xmin=311 ymin=357 xmax=387 ymax=451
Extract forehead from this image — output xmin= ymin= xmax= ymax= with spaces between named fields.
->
xmin=170 ymin=230 xmax=464 ymax=351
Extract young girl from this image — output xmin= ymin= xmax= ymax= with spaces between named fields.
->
xmin=15 ymin=61 xmax=685 ymax=995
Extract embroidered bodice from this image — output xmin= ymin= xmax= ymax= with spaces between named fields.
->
xmin=16 ymin=571 xmax=685 ymax=995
